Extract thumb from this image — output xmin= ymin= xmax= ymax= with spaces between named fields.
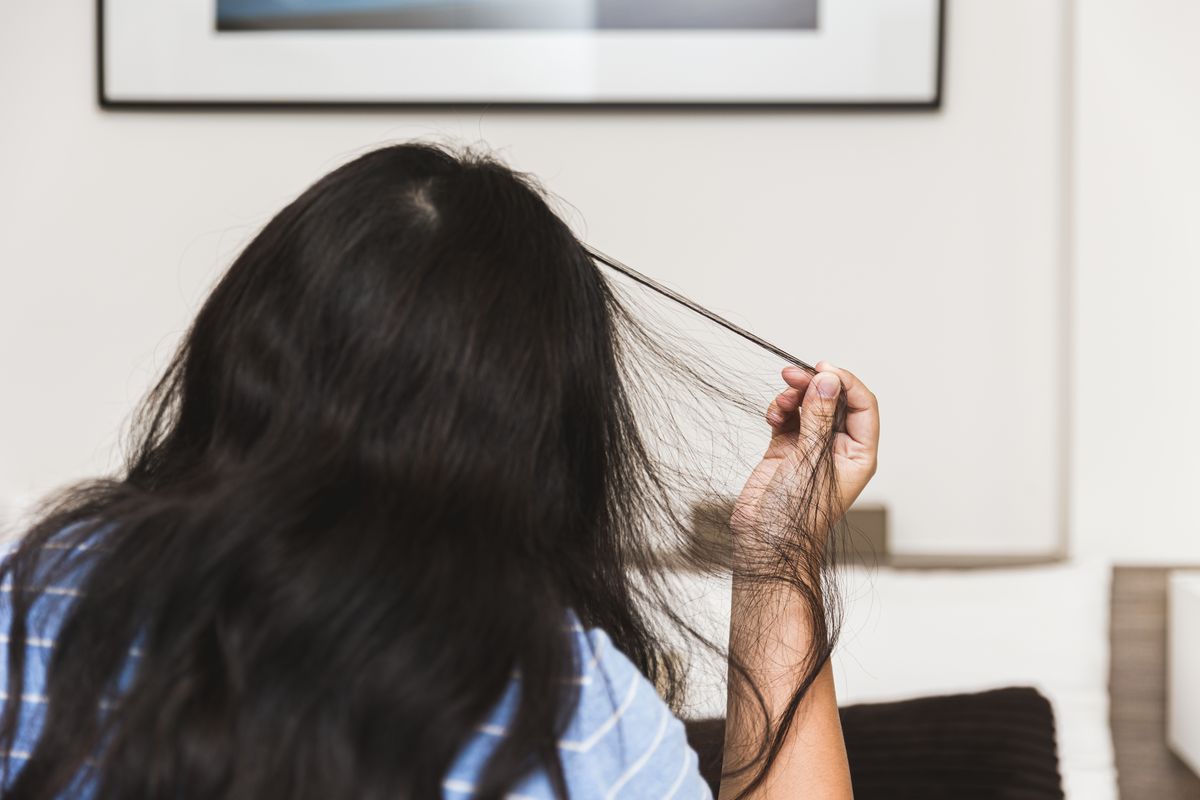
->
xmin=798 ymin=370 xmax=842 ymax=453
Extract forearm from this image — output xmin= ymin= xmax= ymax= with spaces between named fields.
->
xmin=716 ymin=359 xmax=875 ymax=799
xmin=718 ymin=576 xmax=852 ymax=800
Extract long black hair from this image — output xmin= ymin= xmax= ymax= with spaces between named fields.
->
xmin=0 ymin=142 xmax=845 ymax=799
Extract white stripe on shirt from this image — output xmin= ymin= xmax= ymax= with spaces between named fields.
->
xmin=604 ymin=702 xmax=671 ymax=799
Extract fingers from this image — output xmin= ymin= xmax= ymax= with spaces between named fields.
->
xmin=813 ymin=360 xmax=879 ymax=448
xmin=797 ymin=368 xmax=842 ymax=451
xmin=765 ymin=386 xmax=803 ymax=429
xmin=771 ymin=361 xmax=880 ymax=452
xmin=781 ymin=365 xmax=813 ymax=393
xmin=772 ymin=366 xmax=812 ymax=428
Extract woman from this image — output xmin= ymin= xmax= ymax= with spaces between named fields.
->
xmin=0 ymin=142 xmax=878 ymax=799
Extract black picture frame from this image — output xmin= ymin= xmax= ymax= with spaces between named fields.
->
xmin=97 ymin=0 xmax=945 ymax=112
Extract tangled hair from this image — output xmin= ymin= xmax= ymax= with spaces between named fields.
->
xmin=0 ymin=142 xmax=847 ymax=799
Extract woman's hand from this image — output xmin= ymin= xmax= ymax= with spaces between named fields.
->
xmin=732 ymin=360 xmax=880 ymax=541
xmin=720 ymin=361 xmax=878 ymax=800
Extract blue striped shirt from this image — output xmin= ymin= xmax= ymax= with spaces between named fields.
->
xmin=0 ymin=539 xmax=713 ymax=798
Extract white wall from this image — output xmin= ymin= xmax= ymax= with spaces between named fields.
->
xmin=1072 ymin=0 xmax=1200 ymax=564
xmin=0 ymin=0 xmax=1069 ymax=556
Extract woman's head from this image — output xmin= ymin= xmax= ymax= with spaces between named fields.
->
xmin=1 ymin=142 xmax=841 ymax=800
xmin=159 ymin=143 xmax=620 ymax=535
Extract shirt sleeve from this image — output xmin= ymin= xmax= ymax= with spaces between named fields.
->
xmin=0 ymin=530 xmax=110 ymax=797
xmin=554 ymin=626 xmax=715 ymax=800
xmin=0 ymin=540 xmax=71 ymax=777
xmin=444 ymin=621 xmax=716 ymax=800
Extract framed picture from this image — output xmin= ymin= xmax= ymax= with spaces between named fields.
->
xmin=98 ymin=0 xmax=944 ymax=109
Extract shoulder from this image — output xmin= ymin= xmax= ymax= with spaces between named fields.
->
xmin=0 ymin=525 xmax=95 ymax=637
xmin=445 ymin=621 xmax=712 ymax=800
xmin=0 ymin=523 xmax=121 ymax=762
xmin=559 ymin=625 xmax=711 ymax=799
xmin=0 ymin=522 xmax=104 ymax=635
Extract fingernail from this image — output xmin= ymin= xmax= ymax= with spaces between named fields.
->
xmin=782 ymin=366 xmax=807 ymax=379
xmin=816 ymin=373 xmax=840 ymax=398
xmin=767 ymin=409 xmax=785 ymax=425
